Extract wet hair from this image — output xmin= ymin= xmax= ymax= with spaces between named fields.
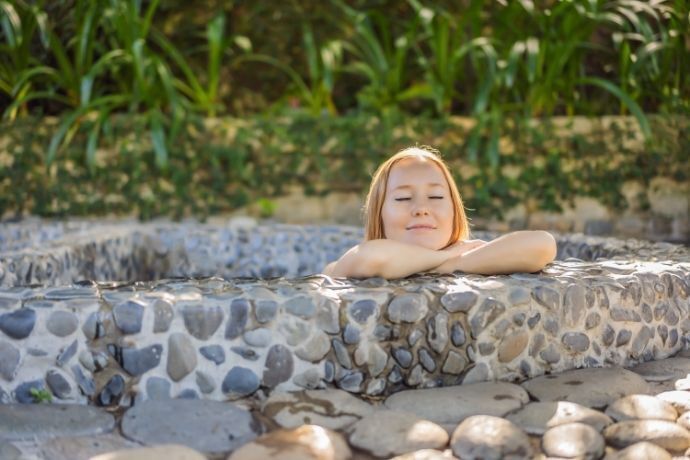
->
xmin=363 ymin=146 xmax=470 ymax=246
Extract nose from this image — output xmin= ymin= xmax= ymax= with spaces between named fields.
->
xmin=412 ymin=204 xmax=430 ymax=216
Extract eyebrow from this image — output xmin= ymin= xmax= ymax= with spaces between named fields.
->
xmin=392 ymin=183 xmax=445 ymax=190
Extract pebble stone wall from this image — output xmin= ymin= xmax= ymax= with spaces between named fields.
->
xmin=0 ymin=219 xmax=688 ymax=407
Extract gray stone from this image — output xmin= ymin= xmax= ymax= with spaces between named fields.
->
xmin=631 ymin=326 xmax=652 ymax=355
xmin=442 ymin=351 xmax=467 ymax=374
xmin=196 ymin=371 xmax=216 ymax=394
xmin=542 ymin=422 xmax=604 ymax=459
xmin=349 ymin=299 xmax=378 ymax=323
xmin=408 ymin=328 xmax=423 ymax=346
xmin=243 ymin=328 xmax=272 ymax=347
xmin=333 ymin=339 xmax=352 ymax=369
xmin=46 ymin=311 xmax=78 ymax=337
xmin=113 ymin=300 xmax=145 ymax=334
xmin=222 ymin=366 xmax=260 ymax=398
xmin=261 ymin=389 xmax=373 ymax=430
xmin=406 ymin=364 xmax=424 ymax=387
xmin=385 ymin=382 xmax=529 ymax=427
xmin=563 ymin=284 xmax=586 ymax=327
xmin=462 ymin=362 xmax=490 ymax=384
xmin=451 ymin=415 xmax=533 ymax=460
xmin=539 ymin=344 xmax=561 ymax=364
xmin=121 ymin=344 xmax=163 ymax=376
xmin=527 ymin=313 xmax=541 ymax=329
xmin=315 ymin=298 xmax=340 ymax=334
xmin=521 ymin=368 xmax=650 ymax=408
xmin=121 ymin=399 xmax=260 ymax=454
xmin=56 ymin=340 xmax=78 ymax=367
xmin=14 ymin=379 xmax=46 ymax=403
xmin=263 ymin=344 xmax=294 ymax=388
xmin=0 ymin=404 xmax=115 ymax=440
xmin=509 ymin=287 xmax=530 ymax=306
xmin=296 ymin=331 xmax=331 ymax=362
xmin=81 ymin=312 xmax=102 ymax=340
xmin=199 ymin=345 xmax=225 ymax=365
xmin=292 ymin=368 xmax=323 ymax=389
xmin=152 ymin=298 xmax=174 ymax=333
xmin=505 ymin=401 xmax=613 ymax=435
xmin=284 ymin=295 xmax=316 ymax=319
xmin=606 ymin=442 xmax=672 ymax=460
xmin=615 ymin=329 xmax=631 ymax=346
xmin=98 ymin=374 xmax=125 ymax=406
xmin=46 ymin=369 xmax=72 ymax=399
xmin=532 ymin=286 xmax=560 ymax=310
xmin=146 ymin=377 xmax=171 ymax=400
xmin=71 ymin=364 xmax=95 ymax=396
xmin=585 ymin=312 xmax=600 ymax=329
xmin=226 ymin=298 xmax=250 ymax=339
xmin=641 ymin=303 xmax=653 ymax=323
xmin=440 ymin=290 xmax=478 ymax=312
xmin=0 ymin=442 xmax=21 ymax=460
xmin=388 ymin=293 xmax=428 ymax=323
xmin=478 ymin=342 xmax=495 ymax=355
xmin=561 ymin=332 xmax=590 ymax=352
xmin=167 ymin=333 xmax=197 ymax=381
xmin=428 ymin=313 xmax=449 ymax=354
xmin=231 ymin=346 xmax=259 ymax=361
xmin=254 ymin=299 xmax=278 ymax=323
xmin=393 ymin=347 xmax=413 ymax=368
xmin=602 ymin=324 xmax=615 ymax=346
xmin=183 ymin=304 xmax=223 ymax=340
xmin=349 ymin=410 xmax=449 ymax=457
xmin=37 ymin=434 xmax=140 ymax=460
xmin=0 ymin=308 xmax=36 ymax=339
xmin=419 ymin=348 xmax=436 ymax=373
xmin=0 ymin=341 xmax=20 ymax=381
xmin=628 ymin=357 xmax=690 ymax=382
xmin=604 ymin=419 xmax=690 ymax=453
xmin=451 ymin=322 xmax=466 ymax=346
xmin=605 ymin=394 xmax=677 ymax=422
xmin=543 ymin=317 xmax=559 ymax=336
xmin=336 ymin=371 xmax=363 ymax=392
xmin=279 ymin=316 xmax=310 ymax=346
xmin=469 ymin=298 xmax=506 ymax=338
xmin=374 ymin=324 xmax=393 ymax=342
xmin=611 ymin=308 xmax=641 ymax=322
xmin=343 ymin=324 xmax=360 ymax=344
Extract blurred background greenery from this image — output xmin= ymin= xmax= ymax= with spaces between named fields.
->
xmin=1 ymin=0 xmax=688 ymax=221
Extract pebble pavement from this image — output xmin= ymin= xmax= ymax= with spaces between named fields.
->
xmin=3 ymin=352 xmax=690 ymax=459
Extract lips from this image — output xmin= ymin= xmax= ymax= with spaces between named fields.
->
xmin=407 ymin=224 xmax=436 ymax=230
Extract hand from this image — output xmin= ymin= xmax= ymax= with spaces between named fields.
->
xmin=435 ymin=239 xmax=488 ymax=274
xmin=443 ymin=239 xmax=487 ymax=258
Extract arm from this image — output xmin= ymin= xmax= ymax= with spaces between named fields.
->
xmin=433 ymin=230 xmax=557 ymax=275
xmin=323 ymin=239 xmax=463 ymax=279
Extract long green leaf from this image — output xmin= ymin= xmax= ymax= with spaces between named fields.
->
xmin=578 ymin=76 xmax=651 ymax=139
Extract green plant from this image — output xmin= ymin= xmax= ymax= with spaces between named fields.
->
xmin=236 ymin=22 xmax=343 ymax=115
xmin=30 ymin=387 xmax=52 ymax=403
xmin=336 ymin=0 xmax=424 ymax=115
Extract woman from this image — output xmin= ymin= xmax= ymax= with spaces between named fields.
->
xmin=323 ymin=146 xmax=557 ymax=279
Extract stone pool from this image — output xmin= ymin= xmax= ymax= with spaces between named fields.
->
xmin=1 ymin=218 xmax=688 ymax=405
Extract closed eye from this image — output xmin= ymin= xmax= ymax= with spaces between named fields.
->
xmin=429 ymin=196 xmax=444 ymax=199
xmin=394 ymin=198 xmax=411 ymax=201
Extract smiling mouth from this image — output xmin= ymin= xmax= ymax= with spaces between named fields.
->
xmin=407 ymin=225 xmax=436 ymax=230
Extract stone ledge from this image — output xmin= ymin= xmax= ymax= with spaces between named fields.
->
xmin=0 ymin=221 xmax=688 ymax=406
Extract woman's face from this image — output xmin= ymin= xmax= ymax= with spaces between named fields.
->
xmin=381 ymin=157 xmax=454 ymax=250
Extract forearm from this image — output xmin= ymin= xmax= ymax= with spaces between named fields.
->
xmin=328 ymin=239 xmax=453 ymax=279
xmin=437 ymin=231 xmax=557 ymax=275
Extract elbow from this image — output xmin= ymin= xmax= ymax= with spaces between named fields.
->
xmin=532 ymin=231 xmax=557 ymax=271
